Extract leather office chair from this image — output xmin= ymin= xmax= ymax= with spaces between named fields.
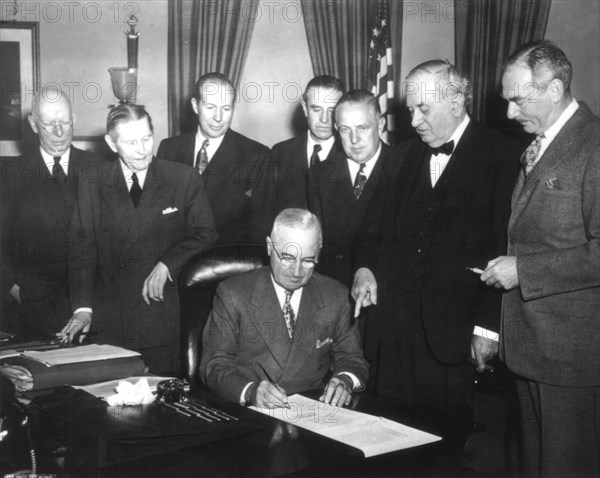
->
xmin=179 ymin=244 xmax=268 ymax=385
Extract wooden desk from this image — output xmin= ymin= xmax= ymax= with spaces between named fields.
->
xmin=25 ymin=388 xmax=476 ymax=478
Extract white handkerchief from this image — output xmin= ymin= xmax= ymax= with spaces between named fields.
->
xmin=106 ymin=378 xmax=156 ymax=406
xmin=316 ymin=337 xmax=333 ymax=349
xmin=162 ymin=207 xmax=178 ymax=215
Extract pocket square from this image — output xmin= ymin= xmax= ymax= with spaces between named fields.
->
xmin=162 ymin=207 xmax=178 ymax=215
xmin=316 ymin=338 xmax=333 ymax=349
xmin=545 ymin=178 xmax=562 ymax=190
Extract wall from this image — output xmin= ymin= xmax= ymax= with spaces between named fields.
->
xmin=232 ymin=0 xmax=314 ymax=148
xmin=545 ymin=0 xmax=600 ymax=115
xmin=400 ymin=0 xmax=455 ymax=80
xmin=1 ymin=0 xmax=169 ymax=148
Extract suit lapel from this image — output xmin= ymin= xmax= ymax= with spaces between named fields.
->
xmin=249 ymin=269 xmax=291 ymax=372
xmin=28 ymin=152 xmax=69 ymax=231
xmin=179 ymin=133 xmax=196 ymax=167
xmin=100 ymin=160 xmax=136 ymax=234
xmin=511 ymin=104 xmax=589 ymax=225
xmin=283 ymin=278 xmax=325 ymax=379
xmin=340 ymin=143 xmax=389 ymax=247
xmin=129 ymin=159 xmax=170 ymax=237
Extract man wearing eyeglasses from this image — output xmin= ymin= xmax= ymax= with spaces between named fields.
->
xmin=1 ymin=86 xmax=100 ymax=339
xmin=200 ymin=208 xmax=368 ymax=408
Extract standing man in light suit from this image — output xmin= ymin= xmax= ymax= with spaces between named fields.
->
xmin=157 ymin=73 xmax=269 ymax=245
xmin=483 ymin=41 xmax=599 ymax=477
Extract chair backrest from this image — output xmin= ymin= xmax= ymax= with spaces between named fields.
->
xmin=179 ymin=244 xmax=268 ymax=385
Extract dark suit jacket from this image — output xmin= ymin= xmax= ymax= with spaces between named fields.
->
xmin=69 ymin=158 xmax=217 ymax=350
xmin=307 ymin=142 xmax=392 ymax=287
xmin=502 ymin=102 xmax=600 ymax=387
xmin=355 ymin=119 xmax=521 ymax=365
xmin=252 ymin=134 xmax=344 ymax=242
xmin=199 ymin=267 xmax=368 ymax=403
xmin=157 ymin=129 xmax=269 ymax=245
xmin=1 ymin=147 xmax=99 ymax=334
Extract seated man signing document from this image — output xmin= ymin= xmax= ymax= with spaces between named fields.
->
xmin=200 ymin=209 xmax=368 ymax=408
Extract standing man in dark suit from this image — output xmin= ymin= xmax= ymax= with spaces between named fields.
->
xmin=352 ymin=60 xmax=521 ymax=417
xmin=308 ymin=90 xmax=392 ymax=287
xmin=157 ymin=73 xmax=269 ymax=245
xmin=482 ymin=41 xmax=599 ymax=477
xmin=62 ymin=105 xmax=217 ymax=372
xmin=200 ymin=208 xmax=368 ymax=408
xmin=1 ymin=87 xmax=98 ymax=339
xmin=257 ymin=76 xmax=344 ymax=219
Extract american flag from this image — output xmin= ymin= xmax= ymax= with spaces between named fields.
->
xmin=367 ymin=0 xmax=394 ymax=144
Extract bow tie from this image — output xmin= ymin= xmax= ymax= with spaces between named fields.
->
xmin=429 ymin=140 xmax=454 ymax=156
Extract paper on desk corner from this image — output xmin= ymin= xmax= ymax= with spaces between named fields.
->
xmin=22 ymin=344 xmax=141 ymax=366
xmin=250 ymin=394 xmax=441 ymax=457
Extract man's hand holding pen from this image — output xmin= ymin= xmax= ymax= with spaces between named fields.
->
xmin=249 ymin=380 xmax=290 ymax=409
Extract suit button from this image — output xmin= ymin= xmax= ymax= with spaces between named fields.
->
xmin=417 ymin=248 xmax=422 ymax=253
xmin=336 ymin=254 xmax=343 ymax=259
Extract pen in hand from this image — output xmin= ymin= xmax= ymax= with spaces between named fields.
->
xmin=258 ymin=363 xmax=290 ymax=409
xmin=466 ymin=267 xmax=484 ymax=275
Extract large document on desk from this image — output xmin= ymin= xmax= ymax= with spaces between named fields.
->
xmin=251 ymin=394 xmax=441 ymax=457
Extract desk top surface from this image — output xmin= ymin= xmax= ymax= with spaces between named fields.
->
xmin=26 ymin=387 xmax=474 ymax=478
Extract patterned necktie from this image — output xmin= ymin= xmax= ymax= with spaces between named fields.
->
xmin=283 ymin=290 xmax=296 ymax=340
xmin=353 ymin=163 xmax=367 ymax=199
xmin=309 ymin=144 xmax=322 ymax=167
xmin=52 ymin=156 xmax=67 ymax=188
xmin=521 ymin=134 xmax=545 ymax=176
xmin=130 ymin=172 xmax=142 ymax=208
xmin=196 ymin=139 xmax=209 ymax=174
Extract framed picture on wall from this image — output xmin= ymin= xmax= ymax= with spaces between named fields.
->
xmin=0 ymin=21 xmax=40 ymax=156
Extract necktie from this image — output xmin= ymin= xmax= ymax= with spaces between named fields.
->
xmin=429 ymin=140 xmax=454 ymax=156
xmin=130 ymin=172 xmax=142 ymax=208
xmin=353 ymin=163 xmax=367 ymax=199
xmin=521 ymin=134 xmax=545 ymax=176
xmin=283 ymin=290 xmax=296 ymax=340
xmin=309 ymin=144 xmax=322 ymax=167
xmin=196 ymin=139 xmax=209 ymax=174
xmin=52 ymin=156 xmax=67 ymax=188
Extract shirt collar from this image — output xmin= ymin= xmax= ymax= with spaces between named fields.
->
xmin=346 ymin=142 xmax=382 ymax=180
xmin=40 ymin=146 xmax=70 ymax=175
xmin=120 ymin=159 xmax=149 ymax=188
xmin=541 ymin=99 xmax=579 ymax=143
xmin=195 ymin=127 xmax=226 ymax=161
xmin=270 ymin=274 xmax=303 ymax=312
xmin=448 ymin=114 xmax=470 ymax=148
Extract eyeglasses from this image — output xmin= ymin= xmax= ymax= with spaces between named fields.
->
xmin=35 ymin=120 xmax=73 ymax=132
xmin=272 ymin=245 xmax=319 ymax=269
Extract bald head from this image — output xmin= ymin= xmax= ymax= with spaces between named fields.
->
xmin=28 ymin=87 xmax=73 ymax=156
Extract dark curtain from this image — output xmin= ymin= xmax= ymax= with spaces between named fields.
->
xmin=167 ymin=0 xmax=259 ymax=135
xmin=301 ymin=0 xmax=375 ymax=91
xmin=455 ymin=0 xmax=551 ymax=139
